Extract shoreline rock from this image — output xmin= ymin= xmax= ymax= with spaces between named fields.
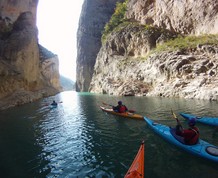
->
xmin=0 ymin=88 xmax=60 ymax=110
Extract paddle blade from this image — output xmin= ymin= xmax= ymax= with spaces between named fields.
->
xmin=102 ymin=102 xmax=108 ymax=106
xmin=128 ymin=110 xmax=135 ymax=113
xmin=102 ymin=102 xmax=114 ymax=107
xmin=171 ymin=109 xmax=182 ymax=126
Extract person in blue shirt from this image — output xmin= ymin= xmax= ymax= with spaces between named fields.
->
xmin=51 ymin=100 xmax=58 ymax=106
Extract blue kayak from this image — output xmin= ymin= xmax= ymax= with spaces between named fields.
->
xmin=144 ymin=116 xmax=218 ymax=163
xmin=180 ymin=113 xmax=218 ymax=126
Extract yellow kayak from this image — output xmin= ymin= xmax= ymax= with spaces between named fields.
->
xmin=100 ymin=106 xmax=143 ymax=120
xmin=124 ymin=141 xmax=145 ymax=178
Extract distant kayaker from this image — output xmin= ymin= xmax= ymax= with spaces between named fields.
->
xmin=176 ymin=117 xmax=199 ymax=145
xmin=113 ymin=101 xmax=128 ymax=113
xmin=51 ymin=100 xmax=58 ymax=106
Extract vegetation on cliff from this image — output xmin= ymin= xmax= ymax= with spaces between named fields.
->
xmin=102 ymin=0 xmax=128 ymax=42
xmin=102 ymin=0 xmax=218 ymax=56
xmin=155 ymin=34 xmax=218 ymax=53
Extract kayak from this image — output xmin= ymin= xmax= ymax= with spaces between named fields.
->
xmin=180 ymin=112 xmax=218 ymax=126
xmin=144 ymin=116 xmax=218 ymax=163
xmin=124 ymin=141 xmax=144 ymax=178
xmin=50 ymin=104 xmax=57 ymax=109
xmin=100 ymin=106 xmax=143 ymax=120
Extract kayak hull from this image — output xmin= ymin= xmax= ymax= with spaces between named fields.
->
xmin=100 ymin=106 xmax=143 ymax=120
xmin=144 ymin=116 xmax=218 ymax=163
xmin=124 ymin=142 xmax=144 ymax=178
xmin=180 ymin=112 xmax=218 ymax=126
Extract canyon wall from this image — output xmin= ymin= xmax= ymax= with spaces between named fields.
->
xmin=76 ymin=0 xmax=124 ymax=92
xmin=0 ymin=0 xmax=61 ymax=110
xmin=88 ymin=0 xmax=218 ymax=100
xmin=126 ymin=0 xmax=218 ymax=35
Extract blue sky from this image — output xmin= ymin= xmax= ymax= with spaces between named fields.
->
xmin=37 ymin=0 xmax=84 ymax=81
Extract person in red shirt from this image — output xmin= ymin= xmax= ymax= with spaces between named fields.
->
xmin=113 ymin=101 xmax=128 ymax=113
xmin=176 ymin=117 xmax=199 ymax=145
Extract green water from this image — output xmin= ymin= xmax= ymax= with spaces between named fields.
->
xmin=0 ymin=91 xmax=218 ymax=177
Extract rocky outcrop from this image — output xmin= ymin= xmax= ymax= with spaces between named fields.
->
xmin=89 ymin=0 xmax=218 ymax=100
xmin=90 ymin=31 xmax=218 ymax=100
xmin=126 ymin=0 xmax=218 ymax=35
xmin=0 ymin=0 xmax=38 ymax=23
xmin=76 ymin=0 xmax=124 ymax=92
xmin=0 ymin=0 xmax=61 ymax=110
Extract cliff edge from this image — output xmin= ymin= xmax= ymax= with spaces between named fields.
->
xmin=76 ymin=0 xmax=124 ymax=92
xmin=0 ymin=0 xmax=61 ymax=110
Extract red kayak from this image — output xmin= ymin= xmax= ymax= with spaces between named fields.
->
xmin=124 ymin=141 xmax=144 ymax=178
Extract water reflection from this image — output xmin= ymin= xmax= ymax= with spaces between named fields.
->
xmin=0 ymin=91 xmax=218 ymax=177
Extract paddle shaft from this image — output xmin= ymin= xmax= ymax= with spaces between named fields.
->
xmin=102 ymin=102 xmax=135 ymax=113
xmin=171 ymin=109 xmax=182 ymax=126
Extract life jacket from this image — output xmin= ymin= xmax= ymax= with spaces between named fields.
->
xmin=119 ymin=105 xmax=127 ymax=113
xmin=184 ymin=127 xmax=199 ymax=145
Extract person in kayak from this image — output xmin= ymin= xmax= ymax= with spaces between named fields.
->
xmin=175 ymin=117 xmax=199 ymax=145
xmin=51 ymin=100 xmax=58 ymax=106
xmin=113 ymin=101 xmax=128 ymax=113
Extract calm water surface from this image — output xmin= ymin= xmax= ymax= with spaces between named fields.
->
xmin=0 ymin=91 xmax=218 ymax=178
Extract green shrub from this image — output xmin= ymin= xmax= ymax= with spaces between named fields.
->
xmin=154 ymin=34 xmax=218 ymax=52
xmin=102 ymin=0 xmax=128 ymax=42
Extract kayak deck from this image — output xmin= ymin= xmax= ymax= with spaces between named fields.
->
xmin=100 ymin=106 xmax=143 ymax=120
xmin=124 ymin=141 xmax=144 ymax=178
xmin=144 ymin=116 xmax=218 ymax=163
xmin=180 ymin=112 xmax=218 ymax=126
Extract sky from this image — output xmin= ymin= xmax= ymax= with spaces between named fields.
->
xmin=36 ymin=0 xmax=84 ymax=81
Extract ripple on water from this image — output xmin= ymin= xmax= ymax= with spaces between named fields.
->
xmin=2 ymin=92 xmax=217 ymax=177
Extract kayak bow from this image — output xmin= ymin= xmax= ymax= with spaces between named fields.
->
xmin=124 ymin=141 xmax=144 ymax=178
xmin=100 ymin=106 xmax=143 ymax=120
xmin=144 ymin=116 xmax=218 ymax=163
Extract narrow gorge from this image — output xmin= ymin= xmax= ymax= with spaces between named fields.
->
xmin=77 ymin=0 xmax=218 ymax=100
xmin=1 ymin=0 xmax=218 ymax=110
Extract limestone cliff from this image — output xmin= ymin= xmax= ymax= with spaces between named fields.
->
xmin=76 ymin=0 xmax=124 ymax=92
xmin=126 ymin=0 xmax=218 ymax=35
xmin=89 ymin=0 xmax=218 ymax=100
xmin=0 ymin=0 xmax=61 ymax=110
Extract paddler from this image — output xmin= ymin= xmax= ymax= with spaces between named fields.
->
xmin=176 ymin=117 xmax=200 ymax=145
xmin=112 ymin=101 xmax=128 ymax=113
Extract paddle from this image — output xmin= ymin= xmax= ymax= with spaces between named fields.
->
xmin=102 ymin=102 xmax=136 ymax=113
xmin=171 ymin=109 xmax=184 ymax=133
xmin=171 ymin=109 xmax=181 ymax=125
xmin=102 ymin=102 xmax=113 ymax=107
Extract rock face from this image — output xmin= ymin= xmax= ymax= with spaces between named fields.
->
xmin=0 ymin=0 xmax=61 ymax=110
xmin=0 ymin=0 xmax=38 ymax=23
xmin=126 ymin=0 xmax=218 ymax=35
xmin=90 ymin=36 xmax=218 ymax=100
xmin=76 ymin=0 xmax=124 ymax=92
xmin=89 ymin=0 xmax=218 ymax=100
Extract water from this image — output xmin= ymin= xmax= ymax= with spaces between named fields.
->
xmin=0 ymin=91 xmax=218 ymax=178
